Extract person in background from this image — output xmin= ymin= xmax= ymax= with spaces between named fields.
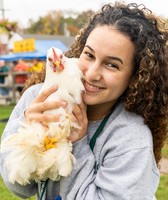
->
xmin=0 ymin=60 xmax=10 ymax=96
xmin=29 ymin=58 xmax=43 ymax=73
xmin=13 ymin=59 xmax=30 ymax=96
xmin=1 ymin=1 xmax=168 ymax=200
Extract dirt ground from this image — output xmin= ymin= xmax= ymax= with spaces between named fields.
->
xmin=159 ymin=158 xmax=168 ymax=174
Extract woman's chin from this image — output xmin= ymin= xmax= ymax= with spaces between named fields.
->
xmin=83 ymin=95 xmax=99 ymax=105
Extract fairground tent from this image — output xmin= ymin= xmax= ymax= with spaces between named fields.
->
xmin=0 ymin=40 xmax=68 ymax=61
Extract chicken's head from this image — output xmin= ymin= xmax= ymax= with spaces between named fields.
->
xmin=47 ymin=47 xmax=65 ymax=72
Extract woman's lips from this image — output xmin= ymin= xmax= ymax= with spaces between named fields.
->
xmin=84 ymin=81 xmax=104 ymax=93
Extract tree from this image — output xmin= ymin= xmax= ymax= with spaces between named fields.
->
xmin=24 ymin=9 xmax=94 ymax=36
xmin=0 ymin=19 xmax=18 ymax=32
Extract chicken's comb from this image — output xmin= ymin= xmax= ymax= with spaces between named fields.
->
xmin=52 ymin=48 xmax=58 ymax=60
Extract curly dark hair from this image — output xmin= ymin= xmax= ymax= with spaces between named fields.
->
xmin=23 ymin=1 xmax=168 ymax=164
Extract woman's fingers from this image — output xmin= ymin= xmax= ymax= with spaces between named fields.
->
xmin=24 ymin=86 xmax=68 ymax=123
xmin=68 ymin=102 xmax=88 ymax=142
xmin=24 ymin=86 xmax=88 ymax=141
xmin=25 ymin=100 xmax=67 ymax=123
xmin=29 ymin=100 xmax=67 ymax=113
xmin=27 ymin=112 xmax=61 ymax=123
xmin=75 ymin=102 xmax=87 ymax=130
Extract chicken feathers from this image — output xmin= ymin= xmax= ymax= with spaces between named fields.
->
xmin=0 ymin=47 xmax=84 ymax=185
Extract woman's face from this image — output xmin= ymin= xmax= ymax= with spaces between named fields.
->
xmin=79 ymin=25 xmax=135 ymax=109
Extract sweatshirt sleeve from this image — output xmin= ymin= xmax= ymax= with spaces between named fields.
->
xmin=0 ymin=84 xmax=42 ymax=198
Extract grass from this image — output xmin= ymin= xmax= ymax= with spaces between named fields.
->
xmin=0 ymin=105 xmax=14 ymax=135
xmin=156 ymin=175 xmax=168 ymax=200
xmin=0 ymin=176 xmax=36 ymax=200
xmin=0 ymin=105 xmax=36 ymax=200
xmin=0 ymin=104 xmax=168 ymax=199
xmin=0 ymin=105 xmax=15 ymax=119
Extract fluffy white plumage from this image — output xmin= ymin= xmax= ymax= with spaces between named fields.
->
xmin=0 ymin=47 xmax=84 ymax=185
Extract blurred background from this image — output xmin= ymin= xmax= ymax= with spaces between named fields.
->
xmin=0 ymin=0 xmax=168 ymax=199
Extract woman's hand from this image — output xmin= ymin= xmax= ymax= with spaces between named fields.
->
xmin=24 ymin=86 xmax=67 ymax=124
xmin=68 ymin=102 xmax=88 ymax=143
xmin=25 ymin=85 xmax=88 ymax=142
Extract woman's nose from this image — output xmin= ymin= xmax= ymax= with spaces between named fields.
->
xmin=85 ymin=62 xmax=102 ymax=81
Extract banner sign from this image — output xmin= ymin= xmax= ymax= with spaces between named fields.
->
xmin=13 ymin=38 xmax=35 ymax=53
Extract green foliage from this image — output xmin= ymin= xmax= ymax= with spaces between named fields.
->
xmin=0 ymin=19 xmax=18 ymax=32
xmin=24 ymin=9 xmax=94 ymax=36
xmin=75 ymin=10 xmax=93 ymax=29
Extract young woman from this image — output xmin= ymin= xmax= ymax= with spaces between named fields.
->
xmin=1 ymin=1 xmax=168 ymax=200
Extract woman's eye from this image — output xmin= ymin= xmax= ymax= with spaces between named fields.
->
xmin=106 ymin=63 xmax=119 ymax=69
xmin=84 ymin=52 xmax=94 ymax=59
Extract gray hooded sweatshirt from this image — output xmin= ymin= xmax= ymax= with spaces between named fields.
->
xmin=0 ymin=83 xmax=159 ymax=200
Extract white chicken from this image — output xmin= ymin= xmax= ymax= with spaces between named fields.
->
xmin=0 ymin=47 xmax=84 ymax=185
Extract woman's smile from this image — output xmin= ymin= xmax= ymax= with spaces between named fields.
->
xmin=84 ymin=81 xmax=104 ymax=93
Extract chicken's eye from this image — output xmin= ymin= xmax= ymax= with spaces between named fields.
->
xmin=48 ymin=57 xmax=52 ymax=62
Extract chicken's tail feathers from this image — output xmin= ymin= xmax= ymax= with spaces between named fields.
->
xmin=0 ymin=121 xmax=48 ymax=185
xmin=0 ymin=121 xmax=46 ymax=153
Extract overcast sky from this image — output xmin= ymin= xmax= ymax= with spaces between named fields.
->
xmin=0 ymin=0 xmax=167 ymax=28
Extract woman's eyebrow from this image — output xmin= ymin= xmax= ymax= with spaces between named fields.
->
xmin=85 ymin=45 xmax=123 ymax=64
xmin=107 ymin=56 xmax=123 ymax=64
xmin=85 ymin=45 xmax=95 ymax=52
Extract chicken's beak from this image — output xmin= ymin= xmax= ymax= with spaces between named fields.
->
xmin=53 ymin=60 xmax=64 ymax=72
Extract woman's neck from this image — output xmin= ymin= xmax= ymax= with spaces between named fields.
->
xmin=87 ymin=103 xmax=115 ymax=122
